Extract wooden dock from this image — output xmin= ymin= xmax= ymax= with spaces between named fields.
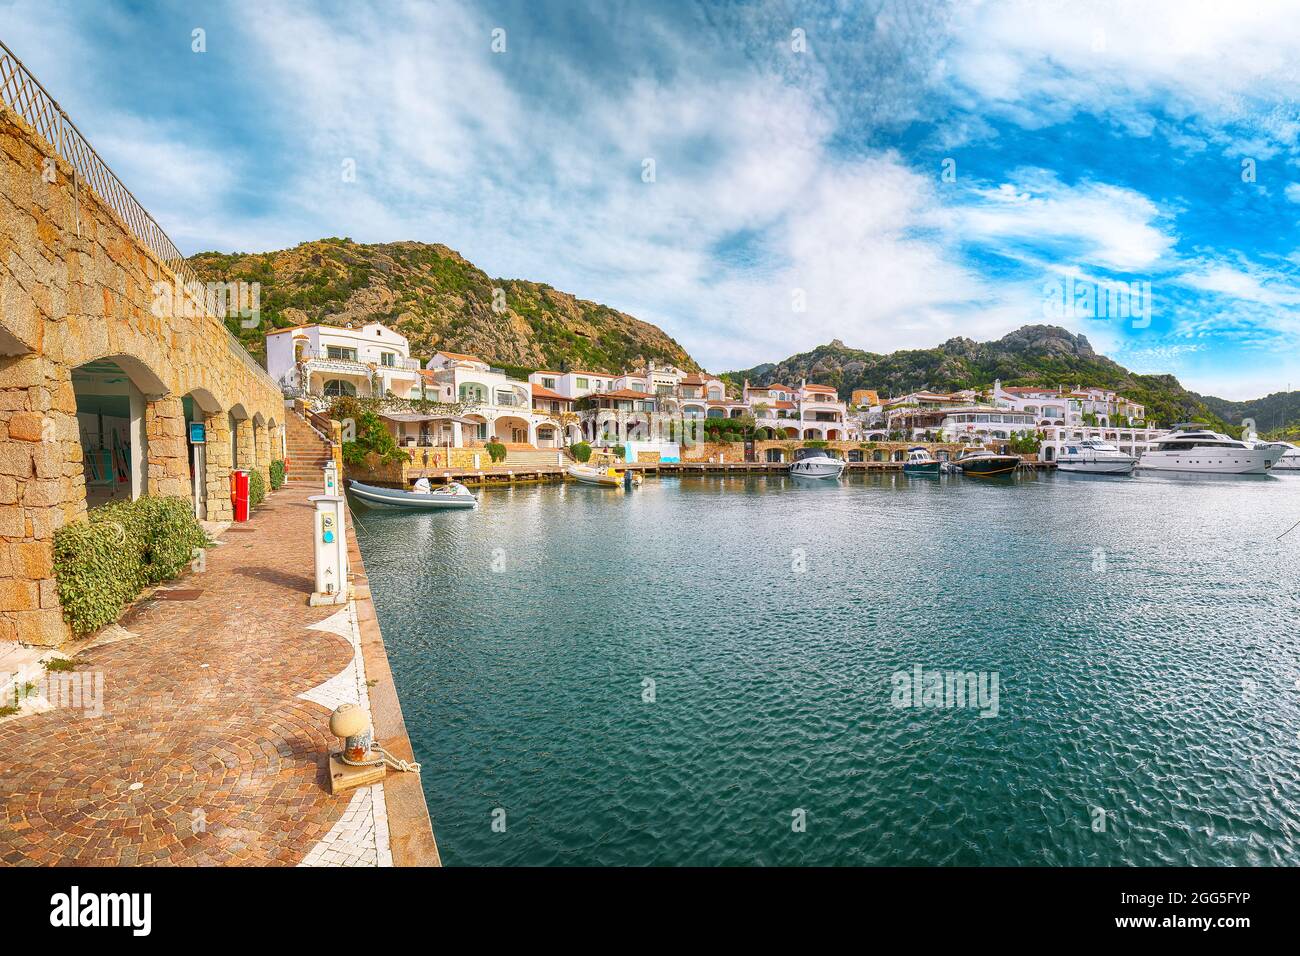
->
xmin=397 ymin=458 xmax=1055 ymax=487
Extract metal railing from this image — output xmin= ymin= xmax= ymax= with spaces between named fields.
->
xmin=0 ymin=38 xmax=280 ymax=394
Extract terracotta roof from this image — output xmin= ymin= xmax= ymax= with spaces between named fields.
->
xmin=596 ymin=388 xmax=654 ymax=400
xmin=531 ymin=384 xmax=571 ymax=401
xmin=435 ymin=350 xmax=484 ymax=363
xmin=803 ymin=384 xmax=837 ymax=393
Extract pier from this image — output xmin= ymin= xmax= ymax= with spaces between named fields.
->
xmin=394 ymin=457 xmax=1056 ymax=488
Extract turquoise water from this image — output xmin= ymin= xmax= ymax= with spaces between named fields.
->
xmin=354 ymin=471 xmax=1300 ymax=865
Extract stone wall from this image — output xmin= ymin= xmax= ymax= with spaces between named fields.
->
xmin=0 ymin=105 xmax=284 ymax=644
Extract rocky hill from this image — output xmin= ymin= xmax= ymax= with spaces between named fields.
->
xmin=725 ymin=325 xmax=1226 ymax=428
xmin=188 ymin=238 xmax=700 ymax=375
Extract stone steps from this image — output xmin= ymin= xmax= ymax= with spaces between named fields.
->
xmin=284 ymin=408 xmax=334 ymax=481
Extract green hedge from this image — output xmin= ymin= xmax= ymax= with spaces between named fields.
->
xmin=269 ymin=459 xmax=285 ymax=490
xmin=52 ymin=496 xmax=210 ymax=635
xmin=249 ymin=469 xmax=266 ymax=508
xmin=485 ymin=440 xmax=507 ymax=463
xmin=571 ymin=441 xmax=592 ymax=463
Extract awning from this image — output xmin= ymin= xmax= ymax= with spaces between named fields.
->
xmin=379 ymin=412 xmax=483 ymax=424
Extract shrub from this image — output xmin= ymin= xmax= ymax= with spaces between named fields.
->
xmin=571 ymin=441 xmax=592 ymax=463
xmin=269 ymin=459 xmax=286 ymax=490
xmin=249 ymin=469 xmax=267 ymax=508
xmin=485 ymin=440 xmax=507 ymax=463
xmin=612 ymin=444 xmax=626 ymax=460
xmin=341 ymin=409 xmax=406 ymax=467
xmin=53 ymin=496 xmax=209 ymax=635
xmin=803 ymin=440 xmax=829 ymax=449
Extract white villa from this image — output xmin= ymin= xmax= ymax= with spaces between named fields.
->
xmin=991 ymin=380 xmax=1146 ymax=427
xmin=421 ymin=351 xmax=565 ymax=447
xmin=743 ymin=379 xmax=852 ymax=439
xmin=265 ymin=322 xmax=423 ymax=399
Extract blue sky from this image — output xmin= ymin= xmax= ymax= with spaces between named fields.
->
xmin=5 ymin=0 xmax=1300 ymax=398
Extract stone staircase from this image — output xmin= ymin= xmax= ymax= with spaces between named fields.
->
xmin=285 ymin=407 xmax=334 ymax=482
xmin=481 ymin=445 xmax=571 ymax=468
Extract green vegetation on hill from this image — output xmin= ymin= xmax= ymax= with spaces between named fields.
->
xmin=188 ymin=238 xmax=700 ymax=374
xmin=1193 ymin=389 xmax=1300 ymax=438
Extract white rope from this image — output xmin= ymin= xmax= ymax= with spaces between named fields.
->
xmin=374 ymin=744 xmax=421 ymax=774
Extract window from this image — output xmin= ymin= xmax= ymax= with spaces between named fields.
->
xmin=495 ymin=389 xmax=515 ymax=406
xmin=326 ymin=346 xmax=358 ymax=361
xmin=542 ymin=377 xmax=556 ymax=388
xmin=323 ymin=379 xmax=356 ymax=397
xmin=381 ymin=352 xmax=396 ymax=367
xmin=576 ymin=377 xmax=589 ymax=389
xmin=459 ymin=382 xmax=487 ymax=403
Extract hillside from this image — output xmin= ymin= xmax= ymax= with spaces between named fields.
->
xmin=188 ymin=238 xmax=700 ymax=375
xmin=1193 ymin=389 xmax=1300 ymax=438
xmin=725 ymin=325 xmax=1226 ymax=428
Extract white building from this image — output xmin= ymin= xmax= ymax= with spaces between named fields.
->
xmin=992 ymin=380 xmax=1146 ymax=428
xmin=424 ymin=351 xmax=560 ymax=446
xmin=265 ymin=322 xmax=423 ymax=399
xmin=744 ymin=379 xmax=851 ymax=439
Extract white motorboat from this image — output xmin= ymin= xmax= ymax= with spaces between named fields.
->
xmin=566 ymin=463 xmax=640 ymax=487
xmin=1260 ymin=441 xmax=1300 ymax=471
xmin=348 ymin=479 xmax=477 ymax=509
xmin=788 ymin=449 xmax=845 ymax=479
xmin=1138 ymin=425 xmax=1284 ymax=475
xmin=1056 ymin=438 xmax=1137 ymax=475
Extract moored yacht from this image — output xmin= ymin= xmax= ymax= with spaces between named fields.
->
xmin=1138 ymin=425 xmax=1284 ymax=475
xmin=1260 ymin=441 xmax=1300 ymax=471
xmin=789 ymin=448 xmax=846 ymax=479
xmin=1056 ymin=438 xmax=1137 ymax=475
xmin=902 ymin=446 xmax=941 ymax=475
xmin=954 ymin=447 xmax=1021 ymax=477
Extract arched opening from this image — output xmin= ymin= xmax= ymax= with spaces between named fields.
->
xmin=706 ymin=407 xmax=726 ymax=419
xmin=1043 ymin=445 xmax=1055 ymax=461
xmin=493 ymin=415 xmax=530 ymax=445
xmin=72 ymin=358 xmax=162 ymax=506
xmin=783 ymin=427 xmax=799 ymax=439
xmin=459 ymin=382 xmax=488 ymax=404
xmin=765 ymin=448 xmax=785 ymax=463
xmin=537 ymin=425 xmax=557 ymax=448
xmin=228 ymin=404 xmax=250 ymax=471
xmin=323 ymin=379 xmax=356 ymax=398
xmin=826 ymin=429 xmax=841 ymax=440
xmin=872 ymin=450 xmax=885 ymax=462
xmin=182 ymin=388 xmax=222 ymax=520
xmin=803 ymin=428 xmax=820 ymax=440
xmin=848 ymin=449 xmax=863 ymax=462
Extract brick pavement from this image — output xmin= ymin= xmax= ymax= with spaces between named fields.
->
xmin=0 ymin=482 xmax=406 ymax=866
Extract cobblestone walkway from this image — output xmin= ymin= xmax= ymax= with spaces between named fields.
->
xmin=0 ymin=483 xmax=391 ymax=866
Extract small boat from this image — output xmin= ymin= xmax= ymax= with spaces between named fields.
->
xmin=1056 ymin=438 xmax=1137 ymax=475
xmin=789 ymin=448 xmax=845 ymax=479
xmin=566 ymin=463 xmax=640 ymax=487
xmin=954 ymin=447 xmax=1021 ymax=477
xmin=902 ymin=446 xmax=941 ymax=475
xmin=1138 ymin=425 xmax=1284 ymax=475
xmin=348 ymin=479 xmax=477 ymax=509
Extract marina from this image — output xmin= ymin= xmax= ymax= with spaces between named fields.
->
xmin=357 ymin=468 xmax=1300 ymax=867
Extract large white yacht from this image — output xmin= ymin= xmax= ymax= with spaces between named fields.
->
xmin=1138 ymin=426 xmax=1285 ymax=475
xmin=1261 ymin=441 xmax=1300 ymax=471
xmin=1056 ymin=438 xmax=1137 ymax=475
xmin=789 ymin=448 xmax=846 ymax=479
